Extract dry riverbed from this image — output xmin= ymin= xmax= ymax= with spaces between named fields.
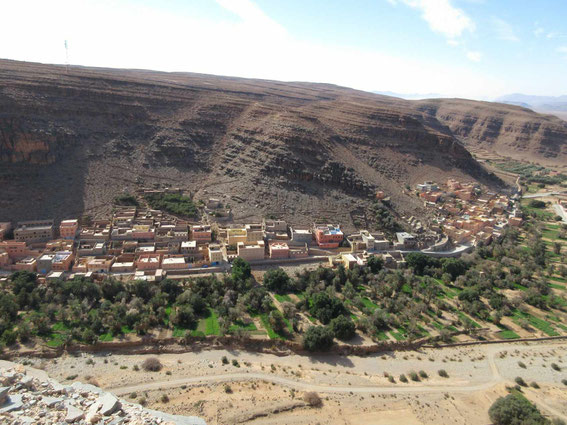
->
xmin=15 ymin=341 xmax=567 ymax=425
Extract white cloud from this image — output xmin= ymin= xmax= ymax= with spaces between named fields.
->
xmin=491 ymin=17 xmax=519 ymax=41
xmin=557 ymin=46 xmax=567 ymax=59
xmin=389 ymin=0 xmax=475 ymax=40
xmin=466 ymin=51 xmax=482 ymax=62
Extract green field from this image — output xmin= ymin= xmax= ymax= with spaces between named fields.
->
xmin=361 ymin=297 xmax=379 ymax=312
xmin=273 ymin=293 xmax=292 ymax=303
xmin=196 ymin=309 xmax=220 ymax=336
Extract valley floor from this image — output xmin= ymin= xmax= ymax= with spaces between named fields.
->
xmin=20 ymin=340 xmax=567 ymax=424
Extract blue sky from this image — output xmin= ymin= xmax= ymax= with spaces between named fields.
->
xmin=1 ymin=0 xmax=566 ymax=99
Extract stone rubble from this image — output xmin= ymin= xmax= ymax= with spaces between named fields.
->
xmin=0 ymin=364 xmax=206 ymax=425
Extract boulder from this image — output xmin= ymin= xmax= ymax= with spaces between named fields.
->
xmin=65 ymin=403 xmax=85 ymax=423
xmin=99 ymin=392 xmax=121 ymax=416
xmin=0 ymin=394 xmax=24 ymax=413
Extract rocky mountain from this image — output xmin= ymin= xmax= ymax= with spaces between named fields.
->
xmin=0 ymin=59 xmax=562 ymax=227
xmin=415 ymin=98 xmax=567 ymax=165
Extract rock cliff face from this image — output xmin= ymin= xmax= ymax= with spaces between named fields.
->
xmin=0 ymin=59 xmax=529 ymax=226
xmin=416 ymin=98 xmax=567 ymax=164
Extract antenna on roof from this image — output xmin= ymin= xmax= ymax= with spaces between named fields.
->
xmin=64 ymin=40 xmax=69 ymax=74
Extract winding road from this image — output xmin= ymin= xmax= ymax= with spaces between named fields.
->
xmin=108 ymin=344 xmax=566 ymax=420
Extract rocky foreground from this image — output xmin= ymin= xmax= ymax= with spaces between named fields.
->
xmin=0 ymin=361 xmax=206 ymax=425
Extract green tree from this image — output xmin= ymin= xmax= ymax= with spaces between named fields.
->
xmin=263 ymin=268 xmax=292 ymax=294
xmin=232 ymin=258 xmax=251 ymax=283
xmin=329 ymin=315 xmax=356 ymax=340
xmin=488 ymin=393 xmax=547 ymax=425
xmin=268 ymin=310 xmax=287 ymax=334
xmin=302 ymin=326 xmax=335 ymax=351
xmin=367 ymin=256 xmax=384 ymax=273
xmin=309 ymin=292 xmax=347 ymax=324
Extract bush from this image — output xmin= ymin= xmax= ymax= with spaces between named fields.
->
xmin=388 ymin=375 xmax=395 ymax=383
xmin=161 ymin=394 xmax=169 ymax=403
xmin=142 ymin=357 xmax=163 ymax=372
xmin=222 ymin=356 xmax=229 ymax=365
xmin=515 ymin=377 xmax=527 ymax=387
xmin=530 ymin=382 xmax=540 ymax=389
xmin=489 ymin=393 xmax=547 ymax=425
xmin=302 ymin=326 xmax=334 ymax=352
xmin=232 ymin=359 xmax=240 ymax=368
xmin=551 ymin=363 xmax=561 ymax=371
xmin=303 ymin=392 xmax=322 ymax=407
xmin=399 ymin=374 xmax=408 ymax=383
xmin=562 ymin=379 xmax=567 ymax=386
xmin=329 ymin=315 xmax=356 ymax=340
xmin=224 ymin=384 xmax=232 ymax=394
xmin=438 ymin=369 xmax=449 ymax=378
xmin=139 ymin=397 xmax=147 ymax=406
xmin=518 ymin=361 xmax=526 ymax=369
xmin=528 ymin=200 xmax=546 ymax=209
xmin=409 ymin=371 xmax=420 ymax=381
xmin=418 ymin=370 xmax=428 ymax=379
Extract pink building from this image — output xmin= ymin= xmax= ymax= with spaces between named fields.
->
xmin=269 ymin=241 xmax=289 ymax=259
xmin=12 ymin=257 xmax=37 ymax=272
xmin=59 ymin=219 xmax=79 ymax=239
xmin=136 ymin=253 xmax=162 ymax=270
xmin=51 ymin=251 xmax=75 ymax=271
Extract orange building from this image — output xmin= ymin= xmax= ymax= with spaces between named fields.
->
xmin=0 ymin=241 xmax=29 ymax=260
xmin=51 ymin=251 xmax=75 ymax=271
xmin=313 ymin=224 xmax=343 ymax=248
xmin=191 ymin=225 xmax=212 ymax=242
xmin=136 ymin=253 xmax=162 ymax=270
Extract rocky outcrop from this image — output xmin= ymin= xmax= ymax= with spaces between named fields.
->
xmin=0 ymin=361 xmax=206 ymax=425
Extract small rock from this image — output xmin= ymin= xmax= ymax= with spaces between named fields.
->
xmin=0 ymin=386 xmax=10 ymax=404
xmin=42 ymin=396 xmax=63 ymax=408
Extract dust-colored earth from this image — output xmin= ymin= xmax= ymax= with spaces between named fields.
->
xmin=21 ymin=341 xmax=567 ymax=424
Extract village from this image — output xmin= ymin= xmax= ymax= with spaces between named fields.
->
xmin=0 ymin=178 xmax=531 ymax=283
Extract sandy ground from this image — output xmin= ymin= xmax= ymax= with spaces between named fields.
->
xmin=14 ymin=340 xmax=567 ymax=425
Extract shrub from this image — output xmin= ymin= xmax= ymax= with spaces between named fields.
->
xmin=139 ymin=397 xmax=147 ymax=406
xmin=161 ymin=394 xmax=169 ymax=403
xmin=222 ymin=356 xmax=229 ymax=365
xmin=418 ymin=370 xmax=428 ymax=379
xmin=399 ymin=374 xmax=408 ymax=383
xmin=130 ymin=392 xmax=137 ymax=399
xmin=303 ymin=392 xmax=322 ymax=407
xmin=551 ymin=363 xmax=561 ymax=371
xmin=438 ymin=369 xmax=449 ymax=378
xmin=142 ymin=357 xmax=163 ymax=372
xmin=133 ymin=365 xmax=139 ymax=371
xmin=329 ymin=315 xmax=356 ymax=340
xmin=388 ymin=375 xmax=395 ymax=383
xmin=514 ymin=377 xmax=527 ymax=387
xmin=518 ymin=361 xmax=526 ymax=369
xmin=66 ymin=374 xmax=78 ymax=380
xmin=489 ymin=393 xmax=547 ymax=425
xmin=529 ymin=382 xmax=540 ymax=389
xmin=232 ymin=359 xmax=240 ymax=368
xmin=302 ymin=326 xmax=334 ymax=352
xmin=409 ymin=371 xmax=420 ymax=382
xmin=224 ymin=384 xmax=232 ymax=394
xmin=562 ymin=379 xmax=567 ymax=386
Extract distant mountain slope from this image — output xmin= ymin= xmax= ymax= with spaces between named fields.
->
xmin=0 ymin=59 xmax=557 ymax=226
xmin=415 ymin=98 xmax=567 ymax=165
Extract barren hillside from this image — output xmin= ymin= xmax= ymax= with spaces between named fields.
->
xmin=416 ymin=98 xmax=567 ymax=165
xmin=1 ymin=59 xmax=556 ymax=226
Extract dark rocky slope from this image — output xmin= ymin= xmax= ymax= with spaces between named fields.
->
xmin=0 ymin=60 xmax=516 ymax=227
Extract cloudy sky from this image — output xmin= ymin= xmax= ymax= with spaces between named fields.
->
xmin=1 ymin=0 xmax=566 ymax=99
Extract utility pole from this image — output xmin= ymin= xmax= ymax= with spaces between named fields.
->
xmin=64 ymin=40 xmax=69 ymax=73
